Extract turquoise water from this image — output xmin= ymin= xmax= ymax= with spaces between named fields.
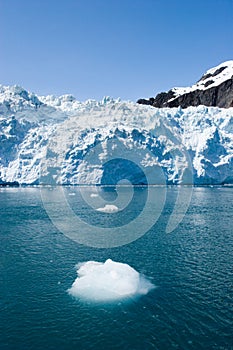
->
xmin=0 ymin=187 xmax=233 ymax=349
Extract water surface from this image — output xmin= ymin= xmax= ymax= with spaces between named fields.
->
xmin=0 ymin=187 xmax=232 ymax=349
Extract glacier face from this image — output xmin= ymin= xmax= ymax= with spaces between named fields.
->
xmin=0 ymin=85 xmax=233 ymax=185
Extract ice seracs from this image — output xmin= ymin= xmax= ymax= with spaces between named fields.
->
xmin=0 ymin=82 xmax=233 ymax=185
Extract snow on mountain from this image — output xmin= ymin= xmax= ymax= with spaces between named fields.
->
xmin=0 ymin=84 xmax=233 ymax=185
xmin=138 ymin=60 xmax=233 ymax=108
xmin=170 ymin=60 xmax=233 ymax=99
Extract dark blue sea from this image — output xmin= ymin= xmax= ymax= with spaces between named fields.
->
xmin=0 ymin=186 xmax=233 ymax=349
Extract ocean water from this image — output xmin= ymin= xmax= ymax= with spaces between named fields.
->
xmin=0 ymin=187 xmax=233 ymax=350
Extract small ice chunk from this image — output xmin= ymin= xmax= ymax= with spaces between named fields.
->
xmin=68 ymin=259 xmax=155 ymax=302
xmin=96 ymin=204 xmax=119 ymax=213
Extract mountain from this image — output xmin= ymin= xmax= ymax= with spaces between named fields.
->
xmin=0 ymin=84 xmax=233 ymax=186
xmin=137 ymin=61 xmax=233 ymax=109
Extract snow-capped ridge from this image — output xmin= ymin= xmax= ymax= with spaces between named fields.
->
xmin=138 ymin=60 xmax=233 ymax=109
xmin=171 ymin=60 xmax=233 ymax=98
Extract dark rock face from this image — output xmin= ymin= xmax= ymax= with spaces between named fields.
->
xmin=137 ymin=73 xmax=233 ymax=109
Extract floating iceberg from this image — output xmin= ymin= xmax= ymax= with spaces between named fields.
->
xmin=68 ymin=259 xmax=154 ymax=302
xmin=96 ymin=204 xmax=119 ymax=213
xmin=90 ymin=193 xmax=99 ymax=198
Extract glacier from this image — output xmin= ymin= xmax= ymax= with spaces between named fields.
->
xmin=0 ymin=84 xmax=233 ymax=185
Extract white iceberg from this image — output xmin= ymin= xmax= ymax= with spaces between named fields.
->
xmin=68 ymin=259 xmax=154 ymax=302
xmin=96 ymin=204 xmax=119 ymax=213
xmin=90 ymin=193 xmax=99 ymax=198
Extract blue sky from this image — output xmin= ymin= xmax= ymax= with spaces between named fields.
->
xmin=1 ymin=0 xmax=232 ymax=101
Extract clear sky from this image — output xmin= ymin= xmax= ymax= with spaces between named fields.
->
xmin=1 ymin=0 xmax=232 ymax=101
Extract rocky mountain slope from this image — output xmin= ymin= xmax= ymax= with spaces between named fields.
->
xmin=0 ymin=83 xmax=233 ymax=185
xmin=138 ymin=61 xmax=233 ymax=109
